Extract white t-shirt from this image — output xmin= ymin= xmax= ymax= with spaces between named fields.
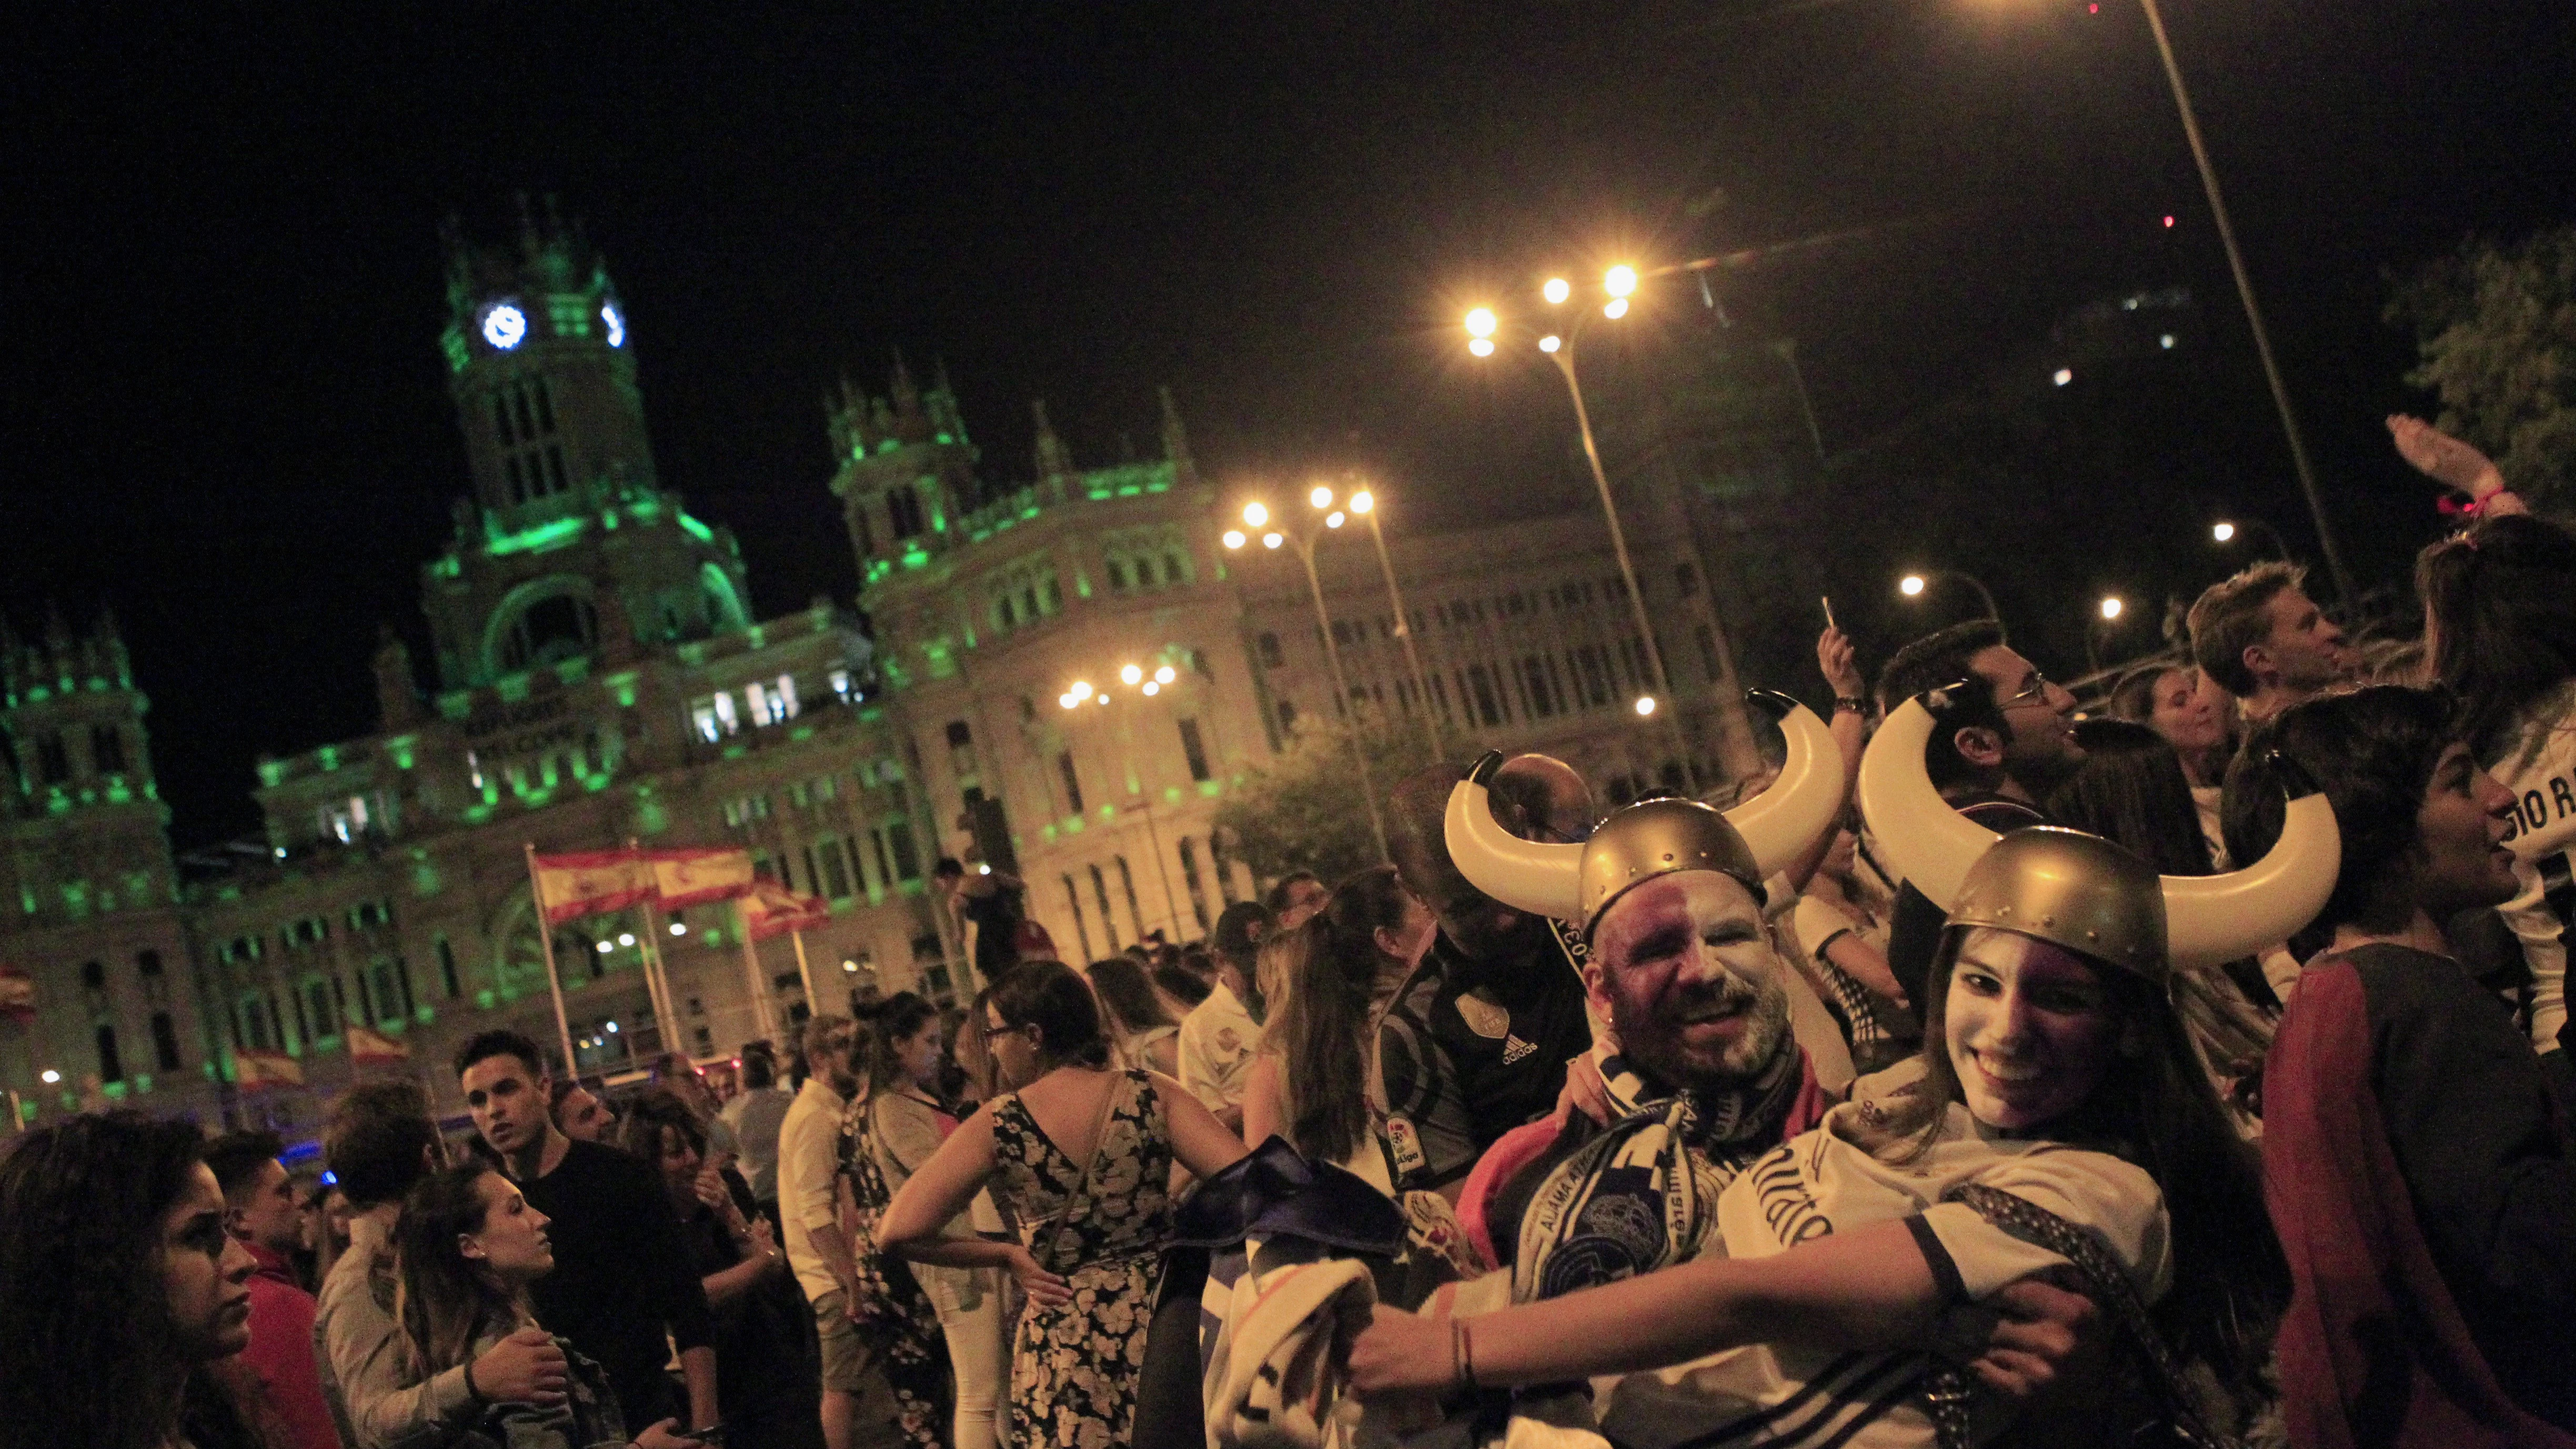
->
xmin=2488 ymin=686 xmax=2576 ymax=1054
xmin=1592 ymin=1075 xmax=2172 ymax=1449
xmin=1178 ymin=982 xmax=1261 ymax=1113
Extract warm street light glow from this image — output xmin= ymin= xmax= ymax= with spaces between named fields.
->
xmin=1243 ymin=501 xmax=1269 ymax=527
xmin=1465 ymin=306 xmax=1498 ymax=338
xmin=1059 ymin=693 xmax=1076 ymax=709
xmin=1071 ymin=680 xmax=1094 ymax=701
xmin=1899 ymin=574 xmax=1927 ymax=597
xmin=596 ymin=940 xmax=614 ymax=953
xmin=1635 ymin=695 xmax=1657 ymax=717
xmin=1222 ymin=528 xmax=1246 ymax=549
xmin=1310 ymin=485 xmax=1334 ymax=509
xmin=1350 ymin=490 xmax=1373 ymax=514
xmin=1155 ymin=665 xmax=1176 ymax=684
xmin=1538 ymin=334 xmax=1562 ymax=353
xmin=1543 ymin=277 xmax=1571 ymax=305
xmin=1603 ymin=297 xmax=1629 ymax=320
xmin=669 ymin=921 xmax=687 ymax=935
xmin=617 ymin=933 xmax=636 ymax=947
xmin=40 ymin=1069 xmax=61 ymax=1085
xmin=1121 ymin=664 xmax=1144 ymax=686
xmin=2100 ymin=597 xmax=2125 ymax=621
xmin=1605 ymin=265 xmax=1638 ymax=298
xmin=1325 ymin=510 xmax=1345 ymax=528
xmin=1143 ymin=681 xmax=1160 ymax=696
xmin=1262 ymin=531 xmax=1283 ymax=549
xmin=2212 ymin=521 xmax=2236 ymax=542
xmin=2052 ymin=368 xmax=2074 ymax=386
xmin=1468 ymin=336 xmax=1496 ymax=357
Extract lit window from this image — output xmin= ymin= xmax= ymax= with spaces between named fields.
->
xmin=692 ymin=702 xmax=721 ymax=742
xmin=745 ymin=681 xmax=770 ymax=724
xmin=829 ymin=668 xmax=852 ymax=700
xmin=773 ymin=673 xmax=799 ymax=720
xmin=712 ymin=692 xmax=739 ymax=734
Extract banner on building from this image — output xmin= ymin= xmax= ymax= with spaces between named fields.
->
xmin=234 ymin=1049 xmax=305 ymax=1090
xmin=739 ymin=879 xmax=830 ymax=942
xmin=531 ymin=850 xmax=660 ymax=924
xmin=0 ymin=967 xmax=33 ymax=1023
xmin=647 ymin=847 xmax=758 ymax=912
xmin=346 ymin=1025 xmax=411 ymax=1064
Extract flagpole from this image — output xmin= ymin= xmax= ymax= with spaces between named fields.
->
xmin=629 ymin=837 xmax=681 ymax=1054
xmin=789 ymin=928 xmax=818 ymax=1018
xmin=734 ymin=899 xmax=778 ymax=1048
xmin=522 ymin=843 xmax=581 ymax=1076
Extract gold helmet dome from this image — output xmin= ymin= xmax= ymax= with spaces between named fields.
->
xmin=1856 ymin=686 xmax=2340 ymax=980
xmin=1443 ymin=692 xmax=1848 ymax=935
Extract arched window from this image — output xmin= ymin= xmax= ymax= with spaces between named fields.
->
xmin=498 ymin=593 xmax=598 ymax=673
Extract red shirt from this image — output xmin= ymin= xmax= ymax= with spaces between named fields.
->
xmin=238 ymin=1241 xmax=346 ymax=1449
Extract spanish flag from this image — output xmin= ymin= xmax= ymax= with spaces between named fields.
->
xmin=234 ymin=1050 xmax=305 ymax=1090
xmin=346 ymin=1025 xmax=411 ymax=1064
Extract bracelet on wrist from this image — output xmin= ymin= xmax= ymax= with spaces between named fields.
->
xmin=1833 ymin=695 xmax=1867 ymax=715
xmin=461 ymin=1356 xmax=485 ymax=1405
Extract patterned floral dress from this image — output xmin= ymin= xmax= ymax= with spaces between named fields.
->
xmin=989 ymin=1068 xmax=1176 ymax=1448
xmin=838 ymin=1093 xmax=952 ymax=1448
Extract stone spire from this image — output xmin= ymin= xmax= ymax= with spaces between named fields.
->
xmin=1032 ymin=399 xmax=1075 ymax=483
xmin=373 ymin=625 xmax=424 ymax=730
xmin=1159 ymin=385 xmax=1198 ymax=488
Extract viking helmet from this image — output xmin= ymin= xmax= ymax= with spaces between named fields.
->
xmin=1443 ymin=692 xmax=1848 ymax=936
xmin=1856 ymin=687 xmax=2339 ymax=979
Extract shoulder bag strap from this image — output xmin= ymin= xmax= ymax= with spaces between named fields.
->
xmin=1035 ymin=1069 xmax=1124 ymax=1263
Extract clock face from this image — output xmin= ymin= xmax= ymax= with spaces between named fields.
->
xmin=601 ymin=302 xmax=627 ymax=349
xmin=480 ymin=302 xmax=528 ymax=351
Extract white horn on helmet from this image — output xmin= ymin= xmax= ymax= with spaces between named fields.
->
xmin=1442 ymin=751 xmax=1586 ymax=921
xmin=1855 ymin=689 xmax=2001 ymax=913
xmin=1725 ymin=691 xmax=1849 ymax=881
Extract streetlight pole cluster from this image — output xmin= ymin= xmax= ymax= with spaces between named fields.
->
xmin=1057 ymin=660 xmax=1187 ymax=942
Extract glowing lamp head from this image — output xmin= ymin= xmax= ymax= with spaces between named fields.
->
xmin=1071 ymin=680 xmax=1094 ymax=702
xmin=1605 ymin=265 xmax=1638 ymax=298
xmin=1538 ymin=334 xmax=1562 ymax=354
xmin=600 ymin=302 xmax=627 ymax=348
xmin=1310 ymin=485 xmax=1334 ymax=509
xmin=2052 ymin=368 xmax=2075 ymax=386
xmin=1121 ymin=664 xmax=1144 ymax=686
xmin=2211 ymin=521 xmax=2236 ymax=542
xmin=1262 ymin=531 xmax=1284 ymax=549
xmin=1326 ymin=511 xmax=1345 ymax=528
xmin=1222 ymin=529 xmax=1246 ymax=549
xmin=1142 ymin=681 xmax=1161 ymax=696
xmin=1155 ymin=665 xmax=1176 ymax=685
xmin=1350 ymin=490 xmax=1374 ymax=514
xmin=1635 ymin=695 xmax=1657 ymax=717
xmin=1603 ymin=297 xmax=1629 ymax=320
xmin=1059 ymin=693 xmax=1077 ymax=710
xmin=480 ymin=302 xmax=528 ymax=350
xmin=669 ymin=922 xmax=686 ymax=935
xmin=41 ymin=1069 xmax=62 ymax=1085
xmin=1465 ymin=307 xmax=1498 ymax=339
xmin=1542 ymin=277 xmax=1572 ymax=305
xmin=1899 ymin=574 xmax=1927 ymax=597
xmin=617 ymin=933 xmax=636 ymax=947
xmin=1468 ymin=336 xmax=1496 ymax=357
xmin=596 ymin=939 xmax=613 ymax=953
xmin=1243 ymin=501 xmax=1269 ymax=528
xmin=2100 ymin=597 xmax=2125 ymax=621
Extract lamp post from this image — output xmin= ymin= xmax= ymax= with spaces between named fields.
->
xmin=2087 ymin=595 xmax=2128 ymax=676
xmin=1222 ymin=500 xmax=1393 ymax=861
xmin=1057 ymin=663 xmax=1186 ymax=942
xmin=2210 ymin=517 xmax=2292 ymax=560
xmin=1464 ymin=268 xmax=1743 ymax=792
xmin=1896 ymin=569 xmax=1999 ymax=621
xmin=1320 ymin=478 xmax=1441 ymax=757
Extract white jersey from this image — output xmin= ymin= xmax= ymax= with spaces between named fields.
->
xmin=1591 ymin=1076 xmax=2172 ymax=1449
xmin=2488 ymin=684 xmax=2576 ymax=1054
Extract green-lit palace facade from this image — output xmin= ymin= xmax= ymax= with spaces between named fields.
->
xmin=1 ymin=213 xmax=1808 ymax=1135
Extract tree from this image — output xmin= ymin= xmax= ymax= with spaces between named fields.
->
xmin=2390 ymin=225 xmax=2576 ymax=511
xmin=1213 ymin=703 xmax=1447 ymax=889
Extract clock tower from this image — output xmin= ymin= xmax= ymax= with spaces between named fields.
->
xmin=421 ymin=199 xmax=752 ymax=691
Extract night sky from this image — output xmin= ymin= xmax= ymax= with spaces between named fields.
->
xmin=9 ymin=1 xmax=2573 ymax=849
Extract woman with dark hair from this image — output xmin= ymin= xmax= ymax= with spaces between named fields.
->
xmin=2416 ymin=506 xmax=2576 ymax=1080
xmin=0 ymin=1110 xmax=259 ymax=1449
xmin=613 ymin=1092 xmax=817 ymax=1449
xmin=1085 ymin=954 xmax=1181 ymax=1076
xmin=853 ymin=992 xmax=1008 ymax=1449
xmin=2107 ymin=663 xmax=2235 ymax=865
xmin=880 ymin=961 xmax=1247 ymax=1447
xmin=2228 ymin=683 xmax=2576 ymax=1439
xmin=1242 ymin=866 xmax=1436 ymax=1190
xmin=390 ymin=1159 xmax=697 ymax=1449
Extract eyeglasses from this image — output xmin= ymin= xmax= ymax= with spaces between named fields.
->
xmin=979 ymin=1020 xmax=1028 ymax=1043
xmin=2001 ymin=669 xmax=2057 ymax=708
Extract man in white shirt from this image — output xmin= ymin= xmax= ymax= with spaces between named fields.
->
xmin=1179 ymin=901 xmax=1271 ymax=1131
xmin=779 ymin=1014 xmax=882 ymax=1449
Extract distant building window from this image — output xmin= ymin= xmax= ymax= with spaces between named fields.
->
xmin=1177 ymin=718 xmax=1211 ymax=782
xmin=1276 ymin=699 xmax=1296 ymax=732
xmin=887 ymin=488 xmax=927 ymax=540
xmin=883 ymin=820 xmax=922 ymax=882
xmin=437 ymin=937 xmax=460 ymax=998
xmin=35 ymin=733 xmax=69 ymax=785
xmin=95 ymin=1024 xmax=123 ymax=1084
xmin=150 ymin=1012 xmax=182 ymax=1071
xmin=1057 ymin=752 xmax=1084 ymax=814
xmin=1256 ymin=632 xmax=1284 ymax=668
xmin=819 ymin=838 xmax=854 ymax=901
xmin=90 ymin=725 xmax=126 ymax=775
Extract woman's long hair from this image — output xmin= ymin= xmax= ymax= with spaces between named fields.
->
xmin=613 ymin=1088 xmax=708 ymax=1181
xmin=391 ymin=1161 xmax=526 ymax=1378
xmin=989 ymin=960 xmax=1111 ymax=1071
xmin=1853 ymin=933 xmax=2288 ymax=1383
xmin=2047 ymin=720 xmax=2215 ymax=877
xmin=1084 ymin=955 xmax=1175 ymax=1039
xmin=864 ymin=991 xmax=942 ymax=1093
xmin=0 ymin=1110 xmax=217 ymax=1449
xmin=1270 ymin=865 xmax=1414 ymax=1167
xmin=2418 ymin=512 xmax=2576 ymax=758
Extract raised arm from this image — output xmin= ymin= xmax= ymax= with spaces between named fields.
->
xmin=1783 ymin=626 xmax=1868 ymax=893
xmin=1350 ymin=1218 xmax=1941 ymax=1393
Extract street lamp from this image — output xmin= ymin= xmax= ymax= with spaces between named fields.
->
xmin=1896 ymin=569 xmax=1998 ymax=621
xmin=1461 ymin=264 xmax=1749 ymax=791
xmin=1059 ymin=661 xmax=1189 ymax=941
xmin=1224 ymin=498 xmax=1393 ymax=860
xmin=2088 ymin=595 xmax=2132 ymax=674
xmin=1311 ymin=476 xmax=1442 ymax=757
xmin=2211 ymin=516 xmax=2291 ymax=559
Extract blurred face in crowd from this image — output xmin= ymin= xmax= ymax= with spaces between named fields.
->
xmin=2255 ymin=586 xmax=2355 ymax=695
xmin=163 ymin=1163 xmax=256 ymax=1362
xmin=982 ymin=1006 xmax=1041 ymax=1090
xmin=653 ymin=1124 xmax=704 ymax=1212
xmin=893 ymin=1015 xmax=945 ymax=1092
xmin=228 ymin=1156 xmax=304 ymax=1257
xmin=460 ymin=1052 xmax=554 ymax=1159
xmin=1588 ymin=873 xmax=1792 ymax=1091
xmin=1275 ymin=877 xmax=1330 ymax=931
xmin=1374 ymin=885 xmax=1441 ymax=972
xmin=1970 ymin=643 xmax=2085 ymax=787
xmin=817 ymin=1025 xmax=861 ymax=1095
xmin=555 ymin=1085 xmax=613 ymax=1143
xmin=459 ymin=1173 xmax=554 ymax=1289
xmin=2148 ymin=668 xmax=2228 ymax=758
xmin=1944 ymin=928 xmax=2119 ymax=1132
xmin=2412 ymin=743 xmax=2520 ymax=918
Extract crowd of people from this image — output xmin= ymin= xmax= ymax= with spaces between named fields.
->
xmin=3 ymin=414 xmax=2571 ymax=1449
